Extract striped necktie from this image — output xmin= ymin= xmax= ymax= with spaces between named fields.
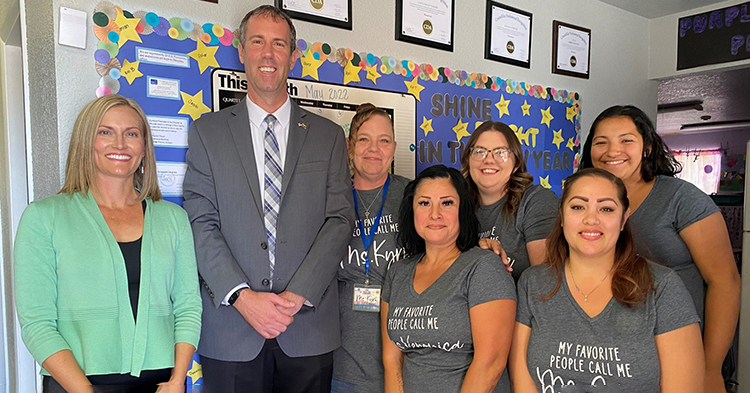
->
xmin=263 ymin=114 xmax=281 ymax=288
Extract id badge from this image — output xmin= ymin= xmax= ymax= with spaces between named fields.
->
xmin=353 ymin=284 xmax=381 ymax=312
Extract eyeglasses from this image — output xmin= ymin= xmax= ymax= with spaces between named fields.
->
xmin=469 ymin=147 xmax=512 ymax=162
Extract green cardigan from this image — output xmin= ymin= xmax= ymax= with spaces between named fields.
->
xmin=14 ymin=191 xmax=202 ymax=377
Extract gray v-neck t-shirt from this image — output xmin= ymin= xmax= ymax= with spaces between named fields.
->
xmin=334 ymin=174 xmax=409 ymax=392
xmin=476 ymin=185 xmax=558 ymax=280
xmin=517 ymin=263 xmax=700 ymax=392
xmin=629 ymin=175 xmax=719 ymax=320
xmin=383 ymin=247 xmax=516 ymax=393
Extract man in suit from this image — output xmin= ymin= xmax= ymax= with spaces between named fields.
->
xmin=182 ymin=5 xmax=355 ymax=392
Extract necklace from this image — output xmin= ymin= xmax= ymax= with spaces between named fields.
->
xmin=569 ymin=267 xmax=609 ymax=302
xmin=356 ymin=184 xmax=385 ymax=219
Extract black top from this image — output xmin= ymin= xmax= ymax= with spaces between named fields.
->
xmin=117 ymin=201 xmax=146 ymax=321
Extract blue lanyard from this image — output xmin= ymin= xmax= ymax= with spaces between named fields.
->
xmin=352 ymin=175 xmax=390 ymax=279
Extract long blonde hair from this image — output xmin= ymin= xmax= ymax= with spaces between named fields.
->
xmin=59 ymin=95 xmax=162 ymax=201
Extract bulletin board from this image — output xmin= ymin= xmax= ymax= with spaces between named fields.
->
xmin=91 ymin=1 xmax=582 ymax=209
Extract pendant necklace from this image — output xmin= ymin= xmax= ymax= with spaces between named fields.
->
xmin=569 ymin=268 xmax=609 ymax=302
xmin=356 ymin=184 xmax=385 ymax=219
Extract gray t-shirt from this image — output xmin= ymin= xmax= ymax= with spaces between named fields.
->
xmin=334 ymin=174 xmax=409 ymax=392
xmin=383 ymin=247 xmax=517 ymax=393
xmin=476 ymin=184 xmax=558 ymax=280
xmin=517 ymin=263 xmax=700 ymax=393
xmin=630 ymin=175 xmax=719 ymax=320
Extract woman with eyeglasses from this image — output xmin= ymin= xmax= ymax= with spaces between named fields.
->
xmin=461 ymin=121 xmax=558 ymax=280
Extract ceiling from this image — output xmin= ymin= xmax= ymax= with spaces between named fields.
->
xmin=597 ymin=0 xmax=727 ymax=19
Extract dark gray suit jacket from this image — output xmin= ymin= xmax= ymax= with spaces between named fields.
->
xmin=183 ymin=98 xmax=355 ymax=361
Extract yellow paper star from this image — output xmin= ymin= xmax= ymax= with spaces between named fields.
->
xmin=343 ymin=61 xmax=361 ymax=85
xmin=521 ymin=100 xmax=531 ymax=116
xmin=540 ymin=106 xmax=554 ymax=127
xmin=178 ymin=90 xmax=211 ymax=121
xmin=420 ymin=117 xmax=434 ymax=136
xmin=187 ymin=359 xmax=203 ymax=381
xmin=566 ymin=105 xmax=577 ymax=123
xmin=188 ymin=40 xmax=219 ymax=74
xmin=452 ymin=119 xmax=470 ymax=141
xmin=475 ymin=121 xmax=484 ymax=130
xmin=300 ymin=51 xmax=324 ymax=80
xmin=539 ymin=175 xmax=552 ymax=189
xmin=366 ymin=64 xmax=381 ymax=84
xmin=552 ymin=129 xmax=564 ymax=149
xmin=404 ymin=77 xmax=425 ymax=101
xmin=114 ymin=12 xmax=141 ymax=48
xmin=495 ymin=95 xmax=510 ymax=118
xmin=120 ymin=59 xmax=143 ymax=84
xmin=566 ymin=137 xmax=575 ymax=151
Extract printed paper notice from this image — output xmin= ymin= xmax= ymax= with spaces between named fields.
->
xmin=157 ymin=162 xmax=187 ymax=197
xmin=147 ymin=76 xmax=180 ymax=100
xmin=148 ymin=116 xmax=188 ymax=147
xmin=136 ymin=47 xmax=190 ymax=68
xmin=401 ymin=0 xmax=452 ymax=45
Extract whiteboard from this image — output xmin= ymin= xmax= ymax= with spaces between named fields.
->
xmin=211 ymin=68 xmax=416 ymax=178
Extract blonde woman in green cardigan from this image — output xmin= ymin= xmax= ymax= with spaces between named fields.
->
xmin=14 ymin=95 xmax=201 ymax=393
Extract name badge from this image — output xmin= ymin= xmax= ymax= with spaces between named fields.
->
xmin=353 ymin=284 xmax=381 ymax=312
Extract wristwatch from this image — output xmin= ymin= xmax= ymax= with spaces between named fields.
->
xmin=228 ymin=287 xmax=246 ymax=306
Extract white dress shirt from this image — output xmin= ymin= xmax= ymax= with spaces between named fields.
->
xmin=222 ymin=96 xmax=292 ymax=305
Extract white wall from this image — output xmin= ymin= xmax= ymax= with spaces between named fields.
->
xmin=649 ymin=0 xmax=750 ymax=79
xmin=37 ymin=0 xmax=658 ymax=193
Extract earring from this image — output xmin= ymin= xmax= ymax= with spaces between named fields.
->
xmin=140 ymin=161 xmax=144 ymax=175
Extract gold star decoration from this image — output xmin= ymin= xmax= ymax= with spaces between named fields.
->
xmin=187 ymin=359 xmax=203 ymax=382
xmin=420 ymin=117 xmax=434 ymax=136
xmin=452 ymin=119 xmax=470 ymax=141
xmin=566 ymin=137 xmax=576 ymax=151
xmin=188 ymin=40 xmax=219 ymax=74
xmin=113 ymin=12 xmax=142 ymax=48
xmin=300 ymin=51 xmax=325 ymax=80
xmin=521 ymin=100 xmax=531 ymax=116
xmin=404 ymin=76 xmax=425 ymax=101
xmin=552 ymin=129 xmax=564 ymax=149
xmin=566 ymin=105 xmax=577 ymax=123
xmin=474 ymin=121 xmax=484 ymax=130
xmin=495 ymin=95 xmax=510 ymax=118
xmin=178 ymin=90 xmax=211 ymax=121
xmin=540 ymin=106 xmax=554 ymax=127
xmin=366 ymin=64 xmax=381 ymax=84
xmin=343 ymin=61 xmax=361 ymax=85
xmin=539 ymin=175 xmax=552 ymax=189
xmin=120 ymin=59 xmax=143 ymax=84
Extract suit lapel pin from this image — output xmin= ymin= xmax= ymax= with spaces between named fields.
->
xmin=298 ymin=122 xmax=307 ymax=129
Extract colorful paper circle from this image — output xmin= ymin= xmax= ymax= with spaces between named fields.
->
xmin=109 ymin=68 xmax=121 ymax=80
xmin=212 ymin=24 xmax=224 ymax=37
xmin=93 ymin=12 xmax=109 ymax=27
xmin=107 ymin=31 xmax=119 ymax=43
xmin=94 ymin=49 xmax=111 ymax=63
xmin=96 ymin=86 xmax=112 ymax=97
xmin=181 ymin=19 xmax=194 ymax=32
xmin=145 ymin=12 xmax=159 ymax=26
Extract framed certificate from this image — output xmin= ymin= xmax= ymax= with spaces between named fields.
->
xmin=276 ymin=0 xmax=352 ymax=30
xmin=484 ymin=1 xmax=532 ymax=68
xmin=396 ymin=0 xmax=455 ymax=52
xmin=552 ymin=20 xmax=590 ymax=79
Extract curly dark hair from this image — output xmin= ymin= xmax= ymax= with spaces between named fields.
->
xmin=580 ymin=105 xmax=682 ymax=181
xmin=398 ymin=165 xmax=479 ymax=256
xmin=542 ymin=168 xmax=653 ymax=307
xmin=460 ymin=121 xmax=533 ymax=223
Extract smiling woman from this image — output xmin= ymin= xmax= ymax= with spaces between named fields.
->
xmin=381 ymin=165 xmax=516 ymax=393
xmin=580 ymin=105 xmax=740 ymax=393
xmin=14 ymin=95 xmax=201 ymax=393
xmin=509 ymin=168 xmax=704 ymax=393
xmin=461 ymin=121 xmax=558 ymax=280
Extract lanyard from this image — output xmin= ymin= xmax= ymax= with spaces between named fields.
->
xmin=352 ymin=175 xmax=390 ymax=279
